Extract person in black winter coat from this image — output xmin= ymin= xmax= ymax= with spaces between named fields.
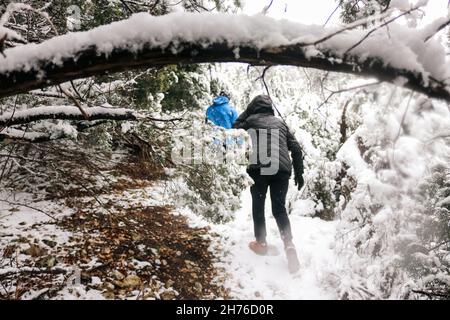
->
xmin=233 ymin=94 xmax=304 ymax=274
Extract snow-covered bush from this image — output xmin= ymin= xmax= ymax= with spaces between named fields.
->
xmin=413 ymin=164 xmax=450 ymax=298
xmin=169 ymin=112 xmax=252 ymax=223
xmin=330 ymin=87 xmax=450 ymax=299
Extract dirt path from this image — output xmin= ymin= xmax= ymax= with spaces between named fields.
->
xmin=204 ymin=189 xmax=339 ymax=299
xmin=57 ymin=200 xmax=228 ymax=299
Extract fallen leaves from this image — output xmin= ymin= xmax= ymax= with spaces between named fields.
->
xmin=1 ymin=155 xmax=229 ymax=300
xmin=114 ymin=274 xmax=141 ymax=289
xmin=23 ymin=244 xmax=47 ymax=257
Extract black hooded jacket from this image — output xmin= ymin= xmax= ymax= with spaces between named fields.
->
xmin=233 ymin=95 xmax=304 ymax=177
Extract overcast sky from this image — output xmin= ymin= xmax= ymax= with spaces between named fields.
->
xmin=242 ymin=0 xmax=449 ymax=26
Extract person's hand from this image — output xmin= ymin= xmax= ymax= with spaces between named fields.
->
xmin=294 ymin=174 xmax=304 ymax=190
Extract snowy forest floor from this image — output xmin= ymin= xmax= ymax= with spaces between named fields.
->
xmin=0 ymin=158 xmax=229 ymax=300
xmin=0 ymin=156 xmax=339 ymax=300
xmin=202 ymin=191 xmax=339 ymax=299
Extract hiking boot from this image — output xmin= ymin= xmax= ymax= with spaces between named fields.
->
xmin=284 ymin=242 xmax=300 ymax=274
xmin=249 ymin=241 xmax=268 ymax=256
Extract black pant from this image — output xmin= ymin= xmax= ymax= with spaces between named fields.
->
xmin=248 ymin=170 xmax=293 ymax=244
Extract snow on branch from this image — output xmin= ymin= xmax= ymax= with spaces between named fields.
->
xmin=0 ymin=106 xmax=139 ymax=127
xmin=0 ymin=127 xmax=56 ymax=142
xmin=0 ymin=11 xmax=449 ymax=101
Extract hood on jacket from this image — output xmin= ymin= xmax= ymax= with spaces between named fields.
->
xmin=212 ymin=95 xmax=229 ymax=106
xmin=246 ymin=95 xmax=274 ymax=116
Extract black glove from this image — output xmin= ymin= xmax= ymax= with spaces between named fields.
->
xmin=294 ymin=174 xmax=304 ymax=190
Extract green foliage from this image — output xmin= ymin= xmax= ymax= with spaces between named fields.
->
xmin=159 ymin=65 xmax=210 ymax=112
xmin=338 ymin=0 xmax=391 ymax=24
xmin=211 ymin=0 xmax=243 ymax=12
xmin=91 ymin=64 xmax=210 ymax=113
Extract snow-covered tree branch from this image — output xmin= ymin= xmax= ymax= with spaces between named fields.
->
xmin=0 ymin=106 xmax=139 ymax=127
xmin=0 ymin=12 xmax=449 ymax=102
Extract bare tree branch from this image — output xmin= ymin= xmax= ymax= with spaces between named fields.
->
xmin=0 ymin=198 xmax=57 ymax=221
xmin=412 ymin=289 xmax=450 ymax=299
xmin=323 ymin=0 xmax=343 ymax=27
xmin=424 ymin=18 xmax=450 ymax=42
xmin=262 ymin=0 xmax=274 ymax=15
xmin=344 ymin=5 xmax=421 ymax=54
xmin=58 ymin=86 xmax=90 ymax=120
xmin=0 ymin=105 xmax=185 ymax=130
xmin=0 ymin=129 xmax=58 ymax=143
xmin=318 ymin=81 xmax=382 ymax=109
xmin=120 ymin=0 xmax=135 ymax=14
xmin=311 ymin=8 xmax=393 ymax=46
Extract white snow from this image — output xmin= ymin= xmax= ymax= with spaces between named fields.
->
xmin=390 ymin=0 xmax=413 ymax=12
xmin=0 ymin=127 xmax=50 ymax=141
xmin=0 ymin=192 xmax=79 ymax=298
xmin=0 ymin=105 xmax=137 ymax=123
xmin=178 ymin=187 xmax=339 ymax=299
xmin=0 ymin=11 xmax=448 ymax=92
xmin=437 ymin=196 xmax=450 ymax=207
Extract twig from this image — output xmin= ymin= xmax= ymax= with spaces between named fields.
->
xmin=255 ymin=65 xmax=273 ymax=97
xmin=425 ymin=132 xmax=450 ymax=143
xmin=0 ymin=123 xmax=27 ymax=182
xmin=390 ymin=90 xmax=414 ymax=179
xmin=261 ymin=0 xmax=274 ymax=15
xmin=143 ymin=116 xmax=184 ymax=123
xmin=150 ymin=0 xmax=161 ymax=12
xmin=0 ymin=267 xmax=68 ymax=278
xmin=120 ymin=0 xmax=135 ymax=14
xmin=317 ymin=81 xmax=381 ymax=109
xmin=0 ymin=95 xmax=18 ymax=133
xmin=188 ymin=0 xmax=214 ymax=12
xmin=255 ymin=66 xmax=287 ymax=122
xmin=424 ymin=18 xmax=450 ymax=42
xmin=310 ymin=9 xmax=393 ymax=46
xmin=58 ymin=86 xmax=89 ymax=120
xmin=28 ymin=90 xmax=64 ymax=99
xmin=427 ymin=239 xmax=450 ymax=252
xmin=393 ymin=91 xmax=414 ymax=142
xmin=323 ymin=0 xmax=343 ymax=27
xmin=70 ymin=81 xmax=86 ymax=103
xmin=382 ymin=1 xmax=392 ymax=14
xmin=0 ymin=153 xmax=47 ymax=163
xmin=301 ymin=68 xmax=312 ymax=91
xmin=344 ymin=5 xmax=421 ymax=54
xmin=412 ymin=289 xmax=450 ymax=299
xmin=319 ymin=72 xmax=330 ymax=100
xmin=9 ymin=157 xmax=49 ymax=178
xmin=0 ymin=198 xmax=57 ymax=221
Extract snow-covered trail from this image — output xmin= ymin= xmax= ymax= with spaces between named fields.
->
xmin=208 ymin=189 xmax=340 ymax=299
